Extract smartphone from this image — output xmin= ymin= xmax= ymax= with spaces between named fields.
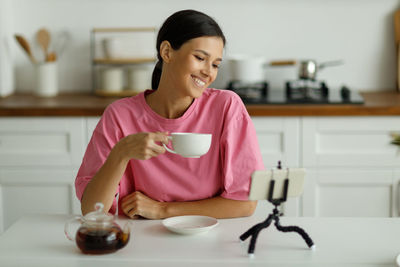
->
xmin=248 ymin=168 xmax=306 ymax=200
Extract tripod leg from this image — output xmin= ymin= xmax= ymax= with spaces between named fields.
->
xmin=239 ymin=223 xmax=260 ymax=242
xmin=274 ymin=219 xmax=315 ymax=250
xmin=239 ymin=214 xmax=273 ymax=242
xmin=240 ymin=216 xmax=273 ymax=256
xmin=247 ymin=228 xmax=263 ymax=256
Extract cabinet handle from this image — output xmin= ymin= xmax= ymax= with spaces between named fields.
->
xmin=398 ymin=181 xmax=400 ymax=216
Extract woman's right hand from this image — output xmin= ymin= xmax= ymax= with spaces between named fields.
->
xmin=112 ymin=132 xmax=169 ymax=161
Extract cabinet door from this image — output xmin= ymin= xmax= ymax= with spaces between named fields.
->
xmin=0 ymin=118 xmax=85 ymax=166
xmin=302 ymin=169 xmax=397 ymax=217
xmin=0 ymin=117 xmax=86 ymax=233
xmin=395 ymin=169 xmax=400 ymax=217
xmin=0 ymin=169 xmax=77 ymax=232
xmin=302 ymin=117 xmax=400 ymax=167
xmin=86 ymin=117 xmax=100 ymax=145
xmin=251 ymin=117 xmax=301 ymax=216
xmin=252 ymin=117 xmax=300 ymax=167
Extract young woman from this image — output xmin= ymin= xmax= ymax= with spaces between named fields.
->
xmin=75 ymin=9 xmax=264 ymax=219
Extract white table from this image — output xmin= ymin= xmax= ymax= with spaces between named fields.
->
xmin=0 ymin=213 xmax=399 ymax=266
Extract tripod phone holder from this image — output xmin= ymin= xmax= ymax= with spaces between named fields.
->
xmin=240 ymin=162 xmax=315 ymax=256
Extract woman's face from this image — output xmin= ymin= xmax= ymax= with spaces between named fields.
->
xmin=165 ymin=36 xmax=224 ymax=98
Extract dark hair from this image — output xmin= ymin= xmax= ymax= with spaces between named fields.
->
xmin=151 ymin=9 xmax=226 ymax=89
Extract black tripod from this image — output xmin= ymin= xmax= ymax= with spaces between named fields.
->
xmin=239 ymin=169 xmax=315 ymax=256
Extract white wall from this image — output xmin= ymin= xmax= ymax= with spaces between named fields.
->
xmin=7 ymin=0 xmax=400 ymax=93
xmin=0 ymin=0 xmax=14 ymax=97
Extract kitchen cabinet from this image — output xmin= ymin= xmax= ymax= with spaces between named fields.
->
xmin=1 ymin=116 xmax=399 ymax=234
xmin=0 ymin=117 xmax=85 ymax=233
xmin=301 ymin=117 xmax=400 ymax=217
xmin=0 ymin=118 xmax=86 ymax=166
xmin=302 ymin=117 xmax=400 ymax=167
xmin=251 ymin=117 xmax=301 ymax=217
xmin=397 ymin=169 xmax=400 ymax=216
xmin=252 ymin=117 xmax=300 ymax=167
xmin=253 ymin=116 xmax=400 ymax=218
xmin=302 ymin=169 xmax=399 ymax=217
xmin=86 ymin=117 xmax=99 ymax=144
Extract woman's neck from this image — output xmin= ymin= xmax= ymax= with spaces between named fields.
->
xmin=145 ymin=88 xmax=194 ymax=119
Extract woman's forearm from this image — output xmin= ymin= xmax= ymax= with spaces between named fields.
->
xmin=81 ymin=150 xmax=129 ymax=215
xmin=162 ymin=196 xmax=257 ymax=219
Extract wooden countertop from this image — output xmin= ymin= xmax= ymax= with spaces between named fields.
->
xmin=0 ymin=91 xmax=399 ymax=117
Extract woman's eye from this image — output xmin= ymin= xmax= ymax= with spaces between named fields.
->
xmin=213 ymin=64 xmax=220 ymax=69
xmin=195 ymin=55 xmax=204 ymax=61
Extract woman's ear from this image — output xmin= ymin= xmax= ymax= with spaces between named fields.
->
xmin=160 ymin=41 xmax=173 ymax=63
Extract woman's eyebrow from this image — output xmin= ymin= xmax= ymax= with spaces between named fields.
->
xmin=194 ymin=49 xmax=222 ymax=61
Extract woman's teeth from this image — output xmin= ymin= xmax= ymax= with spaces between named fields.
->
xmin=193 ymin=77 xmax=205 ymax=87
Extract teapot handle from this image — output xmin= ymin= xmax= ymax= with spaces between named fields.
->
xmin=64 ymin=216 xmax=82 ymax=241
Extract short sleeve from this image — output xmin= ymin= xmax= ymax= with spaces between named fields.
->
xmin=75 ymin=104 xmax=122 ymax=212
xmin=219 ymin=99 xmax=265 ymax=201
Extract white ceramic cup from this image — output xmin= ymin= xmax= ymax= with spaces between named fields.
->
xmin=163 ymin=133 xmax=212 ymax=158
xmin=36 ymin=62 xmax=58 ymax=97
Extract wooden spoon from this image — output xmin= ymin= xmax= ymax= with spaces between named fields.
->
xmin=14 ymin=34 xmax=36 ymax=63
xmin=46 ymin=52 xmax=57 ymax=62
xmin=36 ymin=28 xmax=50 ymax=60
xmin=394 ymin=10 xmax=400 ymax=91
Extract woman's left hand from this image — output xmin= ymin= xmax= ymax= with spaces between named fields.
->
xmin=121 ymin=191 xmax=166 ymax=219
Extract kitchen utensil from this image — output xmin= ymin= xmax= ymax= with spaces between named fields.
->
xmin=36 ymin=28 xmax=50 ymax=60
xmin=14 ymin=34 xmax=36 ymax=63
xmin=162 ymin=215 xmax=218 ymax=235
xmin=394 ymin=9 xmax=400 ymax=92
xmin=228 ymin=55 xmax=267 ymax=83
xmin=52 ymin=30 xmax=70 ymax=59
xmin=269 ymin=60 xmax=296 ymax=66
xmin=299 ymin=60 xmax=343 ymax=80
xmin=46 ymin=52 xmax=57 ymax=62
xmin=64 ymin=202 xmax=130 ymax=255
xmin=270 ymin=59 xmax=343 ymax=80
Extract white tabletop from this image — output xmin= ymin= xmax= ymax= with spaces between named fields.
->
xmin=0 ymin=213 xmax=399 ymax=266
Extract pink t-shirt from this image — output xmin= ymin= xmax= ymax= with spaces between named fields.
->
xmin=75 ymin=88 xmax=264 ymax=214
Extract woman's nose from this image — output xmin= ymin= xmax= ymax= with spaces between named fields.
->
xmin=201 ymin=63 xmax=212 ymax=76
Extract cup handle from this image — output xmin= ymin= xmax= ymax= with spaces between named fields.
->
xmin=64 ymin=216 xmax=82 ymax=241
xmin=163 ymin=136 xmax=177 ymax=154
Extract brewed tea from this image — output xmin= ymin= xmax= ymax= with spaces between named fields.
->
xmin=75 ymin=225 xmax=129 ymax=255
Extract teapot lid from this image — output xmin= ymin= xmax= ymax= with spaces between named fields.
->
xmin=83 ymin=203 xmax=113 ymax=224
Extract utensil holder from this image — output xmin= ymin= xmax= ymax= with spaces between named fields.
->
xmin=36 ymin=62 xmax=58 ymax=97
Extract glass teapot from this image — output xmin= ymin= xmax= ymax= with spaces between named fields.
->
xmin=64 ymin=202 xmax=130 ymax=254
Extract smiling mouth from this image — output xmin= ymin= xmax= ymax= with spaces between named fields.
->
xmin=192 ymin=76 xmax=206 ymax=87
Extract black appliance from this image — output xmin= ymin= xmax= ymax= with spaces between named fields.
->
xmin=226 ymin=79 xmax=364 ymax=105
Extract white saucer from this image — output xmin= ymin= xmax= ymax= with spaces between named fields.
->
xmin=162 ymin=215 xmax=218 ymax=235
